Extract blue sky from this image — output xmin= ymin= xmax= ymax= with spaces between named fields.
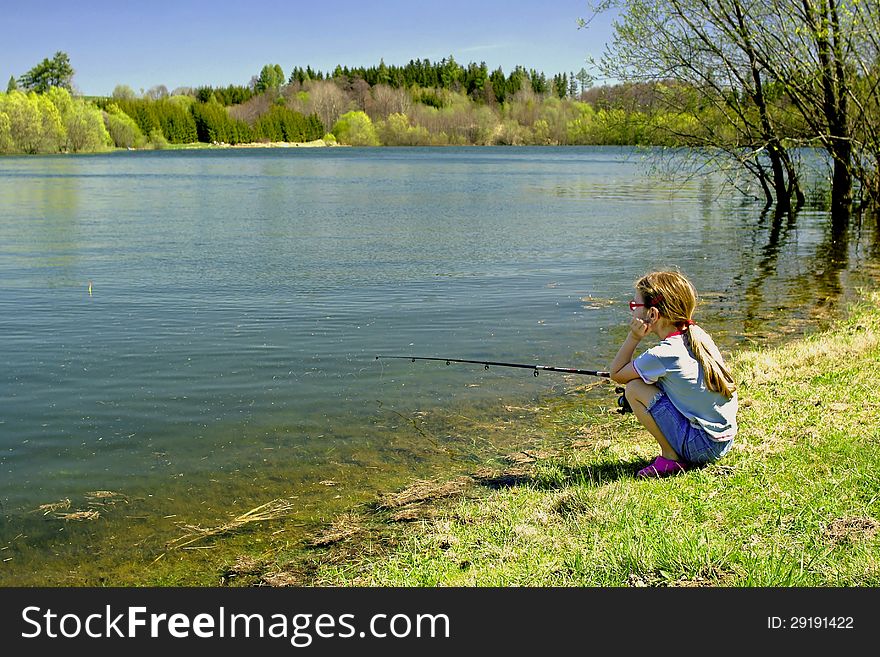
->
xmin=4 ymin=1 xmax=618 ymax=96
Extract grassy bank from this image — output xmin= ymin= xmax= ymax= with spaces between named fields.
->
xmin=229 ymin=290 xmax=880 ymax=587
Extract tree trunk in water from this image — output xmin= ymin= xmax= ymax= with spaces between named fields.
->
xmin=830 ymin=142 xmax=852 ymax=226
xmin=768 ymin=145 xmax=791 ymax=217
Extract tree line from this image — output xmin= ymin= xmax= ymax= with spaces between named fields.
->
xmin=0 ymin=51 xmax=685 ymax=155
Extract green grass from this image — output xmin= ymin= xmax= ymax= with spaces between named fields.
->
xmin=256 ymin=290 xmax=880 ymax=587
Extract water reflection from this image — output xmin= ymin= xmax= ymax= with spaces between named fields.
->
xmin=1 ymin=159 xmax=83 ymax=288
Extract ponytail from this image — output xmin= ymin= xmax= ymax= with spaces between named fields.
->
xmin=685 ymin=324 xmax=737 ymax=398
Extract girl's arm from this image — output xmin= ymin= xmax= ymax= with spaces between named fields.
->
xmin=609 ymin=316 xmax=652 ymax=384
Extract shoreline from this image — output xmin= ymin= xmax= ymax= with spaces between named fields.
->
xmin=169 ymin=138 xmax=341 ymax=150
xmin=216 ymin=139 xmax=337 ymax=148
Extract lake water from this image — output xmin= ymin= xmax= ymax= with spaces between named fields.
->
xmin=1 ymin=146 xmax=877 ymax=584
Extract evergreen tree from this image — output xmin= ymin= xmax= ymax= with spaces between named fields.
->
xmin=377 ymin=59 xmax=390 ymax=85
xmin=529 ymin=69 xmax=548 ymax=95
xmin=575 ymin=68 xmax=592 ymax=96
xmin=18 ymin=51 xmax=74 ymax=93
xmin=195 ymin=86 xmax=215 ymax=103
xmin=489 ymin=67 xmax=507 ymax=103
xmin=255 ymin=64 xmax=285 ymax=93
xmin=553 ymin=73 xmax=568 ymax=99
xmin=7 ymin=76 xmax=17 ymax=93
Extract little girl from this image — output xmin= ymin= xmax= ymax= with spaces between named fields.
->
xmin=609 ymin=270 xmax=738 ymax=478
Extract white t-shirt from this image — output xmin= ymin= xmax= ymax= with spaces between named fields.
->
xmin=633 ymin=331 xmax=738 ymax=441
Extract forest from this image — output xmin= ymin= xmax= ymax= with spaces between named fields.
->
xmin=0 ymin=53 xmax=763 ymax=154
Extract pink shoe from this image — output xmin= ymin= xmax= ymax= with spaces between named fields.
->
xmin=637 ymin=456 xmax=687 ymax=479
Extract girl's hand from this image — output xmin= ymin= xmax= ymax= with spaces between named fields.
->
xmin=629 ymin=316 xmax=652 ymax=341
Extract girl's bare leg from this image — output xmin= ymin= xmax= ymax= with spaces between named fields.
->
xmin=624 ymin=379 xmax=682 ymax=461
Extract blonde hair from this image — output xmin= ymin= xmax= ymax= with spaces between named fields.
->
xmin=635 ymin=270 xmax=737 ymax=397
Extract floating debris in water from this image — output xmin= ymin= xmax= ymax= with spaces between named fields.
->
xmin=85 ymin=490 xmax=129 ymax=508
xmin=56 ymin=510 xmax=101 ymax=521
xmin=34 ymin=499 xmax=71 ymax=515
xmin=580 ymin=296 xmax=616 ymax=310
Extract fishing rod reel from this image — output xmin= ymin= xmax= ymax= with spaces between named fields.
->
xmin=615 ymin=387 xmax=633 ymax=414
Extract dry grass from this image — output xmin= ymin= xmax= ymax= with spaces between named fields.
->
xmin=823 ymin=516 xmax=879 ymax=545
xmin=168 ymin=498 xmax=296 ymax=549
xmin=309 ymin=512 xmax=368 ymax=547
xmin=376 ymin=477 xmax=472 ymax=509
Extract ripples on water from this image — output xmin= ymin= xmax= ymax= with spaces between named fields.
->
xmin=0 ymin=147 xmax=876 ymax=583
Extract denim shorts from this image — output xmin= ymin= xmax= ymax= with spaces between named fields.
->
xmin=646 ymin=392 xmax=732 ymax=464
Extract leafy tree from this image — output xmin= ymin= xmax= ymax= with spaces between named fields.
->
xmin=103 ymin=103 xmax=146 ymax=148
xmin=0 ymin=90 xmax=64 ymax=153
xmin=594 ymin=0 xmax=803 ymax=212
xmin=18 ymin=51 xmax=74 ymax=93
xmin=46 ymin=87 xmax=111 ymax=152
xmin=112 ymin=84 xmax=137 ymax=100
xmin=1 ymin=92 xmax=43 ymax=152
xmin=592 ymin=0 xmax=880 ymax=215
xmin=146 ymin=128 xmax=167 ymax=149
xmin=145 ymin=85 xmax=169 ymax=100
xmin=103 ymin=97 xmax=197 ymax=143
xmin=376 ymin=112 xmax=433 ymax=145
xmin=0 ymin=110 xmax=12 ymax=152
xmin=331 ymin=110 xmax=379 ymax=145
xmin=7 ymin=76 xmax=17 ymax=93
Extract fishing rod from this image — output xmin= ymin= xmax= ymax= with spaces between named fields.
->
xmin=375 ymin=355 xmax=610 ymax=378
xmin=375 ymin=355 xmax=631 ymax=412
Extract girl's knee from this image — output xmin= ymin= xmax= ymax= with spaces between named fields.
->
xmin=624 ymin=381 xmax=638 ymax=403
xmin=625 ymin=379 xmax=656 ymax=406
